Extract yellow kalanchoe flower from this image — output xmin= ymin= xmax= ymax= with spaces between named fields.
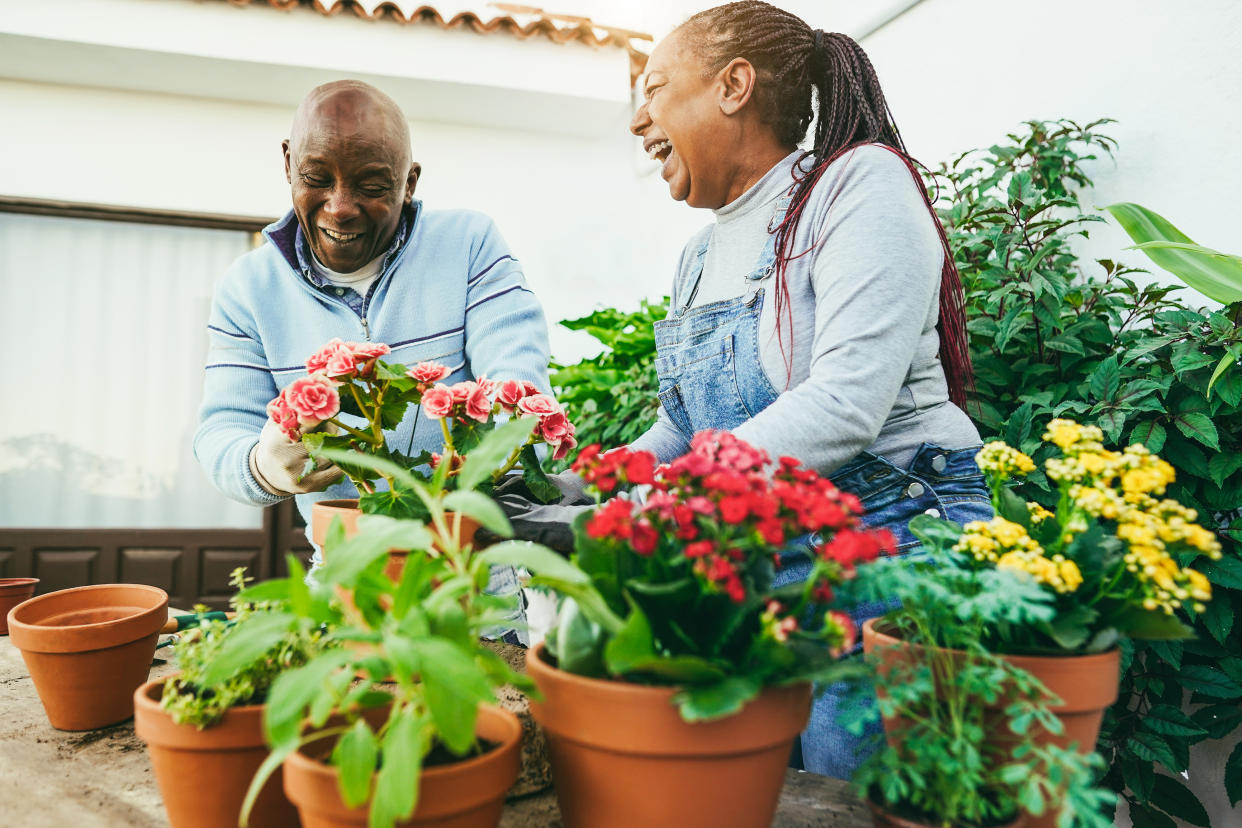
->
xmin=1043 ymin=419 xmax=1104 ymax=454
xmin=997 ymin=549 xmax=1083 ymax=594
xmin=954 ymin=516 xmax=1042 ymax=563
xmin=1027 ymin=502 xmax=1055 ymax=524
xmin=975 ymin=442 xmax=1035 ymax=477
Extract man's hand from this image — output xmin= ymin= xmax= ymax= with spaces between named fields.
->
xmin=249 ymin=419 xmax=344 ymax=496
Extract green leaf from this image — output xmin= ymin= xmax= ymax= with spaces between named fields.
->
xmin=1089 ymin=355 xmax=1121 ymax=402
xmin=1127 ymin=731 xmax=1179 ymax=771
xmin=1172 ymin=412 xmax=1221 ymax=451
xmin=1150 ymin=774 xmax=1210 ymax=827
xmin=907 ymin=513 xmax=964 ymax=549
xmin=1121 ymin=757 xmax=1154 ymax=803
xmin=457 ymin=417 xmax=537 ymax=492
xmin=1202 ymin=556 xmax=1242 ymax=590
xmin=1141 ymin=704 xmax=1208 ymax=739
xmin=1226 ymin=739 xmax=1242 ymax=806
xmin=1111 ymin=607 xmax=1194 ymax=641
xmin=1129 ymin=420 xmax=1167 ymax=453
xmin=199 ymin=610 xmax=295 ymax=687
xmin=1128 ymin=803 xmax=1177 ymax=828
xmin=1207 ymin=351 xmax=1237 ymax=399
xmin=602 ymin=605 xmax=657 ymax=676
xmin=408 ymin=638 xmax=493 ymax=754
xmin=372 ymin=708 xmax=422 ymax=828
xmin=1202 ymin=595 xmax=1235 ymax=643
xmin=480 ymin=541 xmax=588 ymax=585
xmin=1191 ymin=703 xmax=1242 ymax=739
xmin=546 ymin=597 xmax=608 ymax=677
xmin=1209 ymin=452 xmax=1242 ymax=488
xmin=264 ymin=650 xmax=354 ymax=747
xmin=520 ymin=445 xmax=562 ymax=503
xmin=442 ymin=489 xmax=511 ymax=538
xmin=1041 ymin=604 xmax=1096 ymax=650
xmin=672 ymin=675 xmax=762 ymax=722
xmin=1105 ymin=202 xmax=1242 ymax=303
xmin=1179 ymin=664 xmax=1242 ymax=699
xmin=332 ymin=719 xmax=378 ymax=809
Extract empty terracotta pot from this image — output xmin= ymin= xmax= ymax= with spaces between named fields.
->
xmin=9 ymin=583 xmax=167 ymax=730
xmin=283 ymin=704 xmax=521 ymax=828
xmin=0 ymin=578 xmax=39 ymax=634
xmin=134 ymin=677 xmax=301 ymax=828
xmin=526 ymin=643 xmax=811 ymax=828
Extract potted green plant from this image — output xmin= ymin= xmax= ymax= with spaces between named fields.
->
xmin=862 ymin=417 xmax=1220 ymax=827
xmin=851 ymin=558 xmax=1116 ymax=828
xmin=520 ymin=430 xmax=895 ymax=828
xmin=133 ymin=569 xmax=327 ymax=828
xmin=267 ymin=339 xmax=576 ymax=555
xmin=220 ymin=421 xmax=569 ymax=828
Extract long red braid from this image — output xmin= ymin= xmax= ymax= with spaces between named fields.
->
xmin=681 ymin=2 xmax=973 ymax=408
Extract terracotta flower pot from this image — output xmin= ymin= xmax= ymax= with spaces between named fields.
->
xmin=0 ymin=577 xmax=39 ymax=634
xmin=133 ymin=677 xmax=300 ymax=828
xmin=866 ymin=797 xmax=1024 ymax=828
xmin=311 ymin=499 xmax=479 ymax=581
xmin=8 ymin=583 xmax=167 ymax=730
xmin=862 ymin=619 xmax=1118 ymax=828
xmin=525 ymin=642 xmax=812 ymax=828
xmin=283 ymin=704 xmax=521 ymax=828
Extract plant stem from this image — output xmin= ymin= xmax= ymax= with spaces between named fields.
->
xmin=493 ymin=435 xmax=536 ymax=482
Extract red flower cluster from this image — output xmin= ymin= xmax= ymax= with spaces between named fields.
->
xmin=573 ymin=431 xmax=894 ymax=605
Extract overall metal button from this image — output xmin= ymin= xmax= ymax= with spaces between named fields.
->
xmin=905 ymin=482 xmax=926 ymax=499
xmin=924 ymin=507 xmax=940 ymax=517
xmin=931 ymin=454 xmax=947 ymax=473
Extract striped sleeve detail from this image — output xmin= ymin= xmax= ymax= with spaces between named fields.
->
xmin=388 ymin=327 xmax=465 ymax=349
xmin=206 ymin=362 xmax=272 ymax=373
xmin=466 ymin=284 xmax=528 ymax=314
xmin=207 ymin=324 xmax=255 ymax=341
xmin=467 ymin=255 xmax=515 ymax=286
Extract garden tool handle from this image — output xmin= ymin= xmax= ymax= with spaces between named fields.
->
xmin=159 ymin=611 xmax=232 ymax=634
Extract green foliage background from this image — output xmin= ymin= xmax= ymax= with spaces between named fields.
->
xmin=551 ymin=119 xmax=1242 ymax=824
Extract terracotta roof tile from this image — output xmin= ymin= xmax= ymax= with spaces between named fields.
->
xmin=220 ymin=0 xmax=653 ymax=81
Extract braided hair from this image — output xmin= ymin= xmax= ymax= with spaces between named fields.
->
xmin=677 ymin=1 xmax=973 ymax=408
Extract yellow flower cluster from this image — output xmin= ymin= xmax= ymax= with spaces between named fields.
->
xmin=977 ymin=420 xmax=1222 ymax=616
xmin=954 ymin=516 xmax=1043 ymax=563
xmin=997 ymin=550 xmax=1084 ymax=594
xmin=975 ymin=442 xmax=1036 ymax=477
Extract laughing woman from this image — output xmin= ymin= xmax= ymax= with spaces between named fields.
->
xmin=627 ymin=1 xmax=993 ymax=777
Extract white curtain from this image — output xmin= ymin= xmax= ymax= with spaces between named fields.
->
xmin=0 ymin=212 xmax=263 ymax=529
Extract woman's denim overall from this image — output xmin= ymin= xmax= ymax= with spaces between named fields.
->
xmin=652 ymin=197 xmax=993 ymax=779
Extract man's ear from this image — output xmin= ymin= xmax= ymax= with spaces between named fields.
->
xmin=282 ymin=139 xmax=293 ymax=184
xmin=405 ymin=162 xmax=422 ymax=203
xmin=718 ymin=57 xmax=758 ymax=116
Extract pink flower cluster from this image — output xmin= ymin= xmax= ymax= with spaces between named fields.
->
xmin=267 ymin=376 xmax=341 ymax=441
xmin=306 ymin=338 xmax=391 ymax=379
xmin=418 ymin=370 xmax=578 ymax=461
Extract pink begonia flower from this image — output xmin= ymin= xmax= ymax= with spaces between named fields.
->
xmin=324 ymin=347 xmax=358 ymax=379
xmin=539 ymin=410 xmax=572 ymax=444
xmin=349 ymin=341 xmax=390 ymax=360
xmin=475 ymin=377 xmax=497 ymax=396
xmin=284 ymin=377 xmax=340 ymax=427
xmin=407 ymin=361 xmax=451 ymax=384
xmin=464 ymin=384 xmax=493 ymax=423
xmin=266 ymin=395 xmax=302 ymax=442
xmin=516 ymin=393 xmax=560 ymax=419
xmin=496 ymin=379 xmax=532 ymax=411
xmin=552 ymin=426 xmax=578 ymax=461
xmin=449 ymin=381 xmax=476 ymax=404
xmin=421 ymin=384 xmax=454 ymax=419
xmin=306 ymin=338 xmax=350 ymax=374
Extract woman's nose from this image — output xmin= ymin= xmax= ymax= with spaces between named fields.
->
xmin=630 ymin=101 xmax=651 ymax=137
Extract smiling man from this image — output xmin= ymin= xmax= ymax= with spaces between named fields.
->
xmin=194 ymin=82 xmax=552 ymax=628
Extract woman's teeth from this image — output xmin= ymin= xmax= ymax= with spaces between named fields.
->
xmin=647 ymin=141 xmax=672 ymax=162
xmin=322 ymin=228 xmax=361 ymax=242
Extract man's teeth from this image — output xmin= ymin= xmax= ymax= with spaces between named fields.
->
xmin=322 ymin=228 xmax=361 ymax=242
xmin=647 ymin=141 xmax=672 ymax=161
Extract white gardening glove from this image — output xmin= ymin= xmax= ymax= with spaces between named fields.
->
xmin=248 ymin=419 xmax=344 ymax=496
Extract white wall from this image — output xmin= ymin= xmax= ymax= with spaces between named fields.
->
xmin=864 ymin=0 xmax=1242 ymax=307
xmin=864 ymin=1 xmax=1242 ymax=824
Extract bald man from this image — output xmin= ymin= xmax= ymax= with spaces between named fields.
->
xmin=195 ymin=82 xmax=552 ymax=626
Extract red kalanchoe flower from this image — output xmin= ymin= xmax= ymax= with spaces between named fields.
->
xmin=586 ymin=497 xmax=634 ymax=540
xmin=631 ymin=519 xmax=658 ymax=556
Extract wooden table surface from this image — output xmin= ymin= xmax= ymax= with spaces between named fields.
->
xmin=0 ymin=625 xmax=870 ymax=828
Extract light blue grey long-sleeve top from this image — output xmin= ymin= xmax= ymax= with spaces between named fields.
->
xmin=631 ymin=145 xmax=980 ymax=474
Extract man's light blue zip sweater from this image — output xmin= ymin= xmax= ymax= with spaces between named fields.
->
xmin=194 ymin=201 xmax=552 ymax=530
